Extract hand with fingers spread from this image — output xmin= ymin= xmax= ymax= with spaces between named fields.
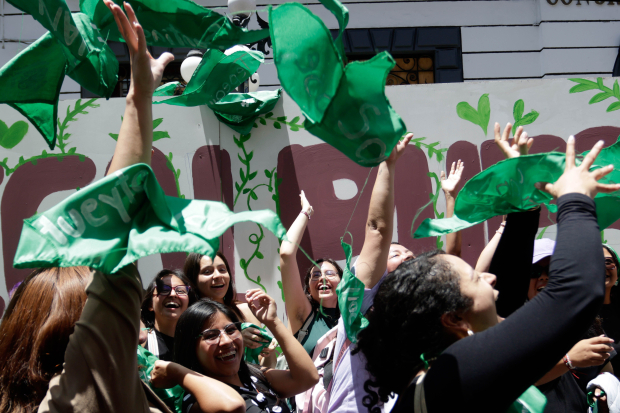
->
xmin=300 ymin=190 xmax=314 ymax=219
xmin=103 ymin=0 xmax=174 ymax=98
xmin=536 ymin=136 xmax=620 ymax=199
xmin=245 ymin=289 xmax=278 ymax=327
xmin=494 ymin=122 xmax=533 ymax=159
xmin=441 ymin=160 xmax=464 ymax=198
xmin=385 ymin=133 xmax=414 ymax=165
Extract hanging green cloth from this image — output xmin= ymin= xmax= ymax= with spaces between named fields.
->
xmin=336 ymin=239 xmax=368 ymax=343
xmin=80 ymin=0 xmax=268 ymax=50
xmin=137 ymin=346 xmax=184 ymax=413
xmin=212 ymin=89 xmax=282 ymax=135
xmin=0 ymin=33 xmax=65 ymax=149
xmin=413 ymin=139 xmax=620 ymax=238
xmin=507 ymin=386 xmax=547 ymax=413
xmin=240 ymin=323 xmax=273 ymax=364
xmin=269 ymin=2 xmax=406 ymax=167
xmin=13 ymin=163 xmax=287 ymax=274
xmin=154 ymin=49 xmax=263 ymax=108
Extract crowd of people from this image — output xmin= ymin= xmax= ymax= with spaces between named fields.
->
xmin=1 ymin=3 xmax=620 ymax=413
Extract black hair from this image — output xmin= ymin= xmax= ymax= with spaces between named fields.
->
xmin=354 ymin=250 xmax=473 ymax=412
xmin=303 ymin=258 xmax=343 ymax=313
xmin=174 ymin=299 xmax=265 ymax=382
xmin=603 ymin=245 xmax=620 ymax=273
xmin=140 ymin=269 xmax=197 ymax=329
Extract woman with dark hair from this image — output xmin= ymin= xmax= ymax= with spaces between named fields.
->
xmin=150 ymin=289 xmax=318 ymax=413
xmin=279 ymin=191 xmax=342 ymax=356
xmin=356 ymin=137 xmax=619 ymax=413
xmin=0 ymin=267 xmax=91 ymax=413
xmin=141 ymin=269 xmax=197 ymax=361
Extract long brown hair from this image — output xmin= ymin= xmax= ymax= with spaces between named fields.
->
xmin=0 ymin=266 xmax=91 ymax=413
xmin=184 ymin=252 xmax=244 ymax=320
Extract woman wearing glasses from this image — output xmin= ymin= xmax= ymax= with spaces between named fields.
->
xmin=141 ymin=269 xmax=197 ymax=361
xmin=279 ymin=191 xmax=342 ymax=356
xmin=149 ymin=289 xmax=318 ymax=413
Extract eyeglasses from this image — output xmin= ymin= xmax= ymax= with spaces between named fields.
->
xmin=310 ymin=270 xmax=339 ymax=281
xmin=156 ymin=284 xmax=190 ymax=296
xmin=606 ymin=258 xmax=616 ymax=269
xmin=530 ymin=264 xmax=549 ymax=279
xmin=197 ymin=322 xmax=242 ymax=343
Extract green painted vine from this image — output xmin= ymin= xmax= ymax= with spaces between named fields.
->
xmin=165 ymin=152 xmax=185 ymax=199
xmin=0 ymin=99 xmax=97 ymax=176
xmin=254 ymin=112 xmax=305 ymax=131
xmin=410 ymin=137 xmax=449 ymax=161
xmin=569 ymin=77 xmax=620 ymax=113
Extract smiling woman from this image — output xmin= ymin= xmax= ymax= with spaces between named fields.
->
xmin=140 ymin=269 xmax=197 ymax=361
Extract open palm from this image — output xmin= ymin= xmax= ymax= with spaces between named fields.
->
xmin=441 ymin=160 xmax=464 ymax=195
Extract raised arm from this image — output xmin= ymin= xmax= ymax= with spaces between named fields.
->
xmin=104 ymin=0 xmax=174 ymax=176
xmin=279 ymin=191 xmax=314 ymax=333
xmin=475 ymin=217 xmax=504 ymax=273
xmin=440 ymin=160 xmax=464 ymax=257
xmin=246 ymin=289 xmax=319 ymax=398
xmin=425 ymin=137 xmax=620 ymax=413
xmin=356 ymin=134 xmax=413 ymax=289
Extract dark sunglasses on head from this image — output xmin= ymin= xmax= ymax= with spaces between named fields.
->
xmin=197 ymin=322 xmax=242 ymax=342
xmin=156 ymin=284 xmax=190 ymax=296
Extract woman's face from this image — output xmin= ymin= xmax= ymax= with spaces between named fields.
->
xmin=442 ymin=255 xmax=499 ymax=334
xmin=604 ymin=248 xmax=618 ymax=290
xmin=196 ymin=311 xmax=244 ymax=384
xmin=387 ymin=244 xmax=415 ymax=273
xmin=150 ymin=275 xmax=190 ymax=326
xmin=528 ymin=257 xmax=550 ymax=300
xmin=309 ymin=261 xmax=341 ymax=308
xmin=197 ymin=255 xmax=230 ymax=303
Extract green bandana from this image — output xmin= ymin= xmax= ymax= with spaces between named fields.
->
xmin=507 ymin=386 xmax=547 ymax=413
xmin=240 ymin=323 xmax=273 ymax=364
xmin=137 ymin=346 xmax=184 ymax=413
xmin=211 ymin=89 xmax=282 ymax=135
xmin=13 ymin=164 xmax=287 ymax=273
xmin=80 ymin=0 xmax=269 ymax=50
xmin=336 ymin=239 xmax=368 ymax=343
xmin=414 ymin=138 xmax=620 ymax=238
xmin=154 ymin=49 xmax=263 ymax=108
xmin=269 ymin=1 xmax=406 ymax=167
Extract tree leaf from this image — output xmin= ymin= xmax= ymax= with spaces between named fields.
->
xmin=153 ymin=131 xmax=171 ymax=142
xmin=477 ymin=94 xmax=491 ymax=136
xmin=456 ymin=101 xmax=480 ymax=126
xmin=589 ymin=92 xmax=613 ymax=104
xmin=152 ymin=118 xmax=164 ymax=129
xmin=256 ymin=251 xmax=264 ymax=259
xmin=607 ymin=102 xmax=620 ymax=112
xmin=259 ymin=117 xmax=267 ymax=125
xmin=513 ymin=99 xmax=524 ymax=121
xmin=248 ymin=171 xmax=258 ymax=180
xmin=273 ymin=122 xmax=281 ymax=129
xmin=250 ymin=191 xmax=258 ymax=200
xmin=569 ymin=84 xmax=598 ymax=94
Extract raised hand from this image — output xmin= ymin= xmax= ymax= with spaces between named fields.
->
xmin=440 ymin=160 xmax=464 ymax=197
xmin=386 ymin=133 xmax=413 ymax=165
xmin=245 ymin=289 xmax=278 ymax=326
xmin=150 ymin=360 xmax=180 ymax=389
xmin=536 ymin=136 xmax=620 ymax=199
xmin=103 ymin=0 xmax=174 ymax=98
xmin=300 ymin=190 xmax=314 ymax=218
xmin=494 ymin=122 xmax=533 ymax=159
xmin=567 ymin=335 xmax=615 ymax=368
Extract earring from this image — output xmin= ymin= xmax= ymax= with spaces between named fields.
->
xmin=467 ymin=329 xmax=474 ymax=336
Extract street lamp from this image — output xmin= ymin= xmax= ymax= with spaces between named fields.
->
xmin=228 ymin=0 xmax=256 ymax=27
xmin=180 ymin=50 xmax=203 ymax=83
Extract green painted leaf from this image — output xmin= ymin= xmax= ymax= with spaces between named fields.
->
xmin=253 ymin=123 xmax=258 ymax=128
xmin=241 ymin=133 xmax=252 ymax=143
xmin=517 ymin=110 xmax=539 ymax=127
xmin=597 ymin=77 xmax=605 ymax=89
xmin=264 ymin=169 xmax=272 ymax=178
xmin=0 ymin=120 xmax=28 ymax=149
xmin=265 ymin=112 xmax=274 ymax=118
xmin=290 ymin=126 xmax=299 ymax=132
xmin=272 ymin=194 xmax=278 ymax=202
xmin=614 ymin=80 xmax=620 ymax=99
xmin=259 ymin=117 xmax=267 ymax=125
xmin=243 ymin=188 xmax=251 ymax=194
xmin=238 ymin=153 xmax=248 ymax=166
xmin=607 ymin=101 xmax=620 ymax=112
xmin=250 ymin=191 xmax=258 ymax=200
xmin=257 ymin=275 xmax=262 ymax=283
xmin=273 ymin=122 xmax=282 ymax=129
xmin=477 ymin=94 xmax=491 ymax=136
xmin=256 ymin=251 xmax=264 ymax=259
xmin=570 ymin=84 xmax=599 ymax=94
xmin=152 ymin=118 xmax=164 ymax=129
xmin=290 ymin=116 xmax=300 ymax=124
xmin=67 ymin=147 xmax=76 ymax=154
xmin=590 ymin=92 xmax=613 ymax=104
xmin=235 ymin=181 xmax=241 ymax=192
xmin=456 ymin=101 xmax=480 ymax=126
xmin=239 ymin=258 xmax=247 ymax=270
xmin=240 ymin=168 xmax=246 ymax=181
xmin=246 ymin=151 xmax=254 ymax=162
xmin=109 ymin=133 xmax=119 ymax=141
xmin=168 ymin=152 xmax=173 ymax=161
xmin=248 ymin=171 xmax=258 ymax=180
xmin=233 ymin=136 xmax=240 ymax=147
xmin=276 ymin=116 xmax=286 ymax=122
xmin=569 ymin=78 xmax=599 ymax=87
xmin=513 ymin=99 xmax=524 ymax=121
xmin=153 ymin=131 xmax=171 ymax=142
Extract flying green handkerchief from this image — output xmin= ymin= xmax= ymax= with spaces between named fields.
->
xmin=269 ymin=1 xmax=406 ymax=167
xmin=336 ymin=239 xmax=368 ymax=343
xmin=211 ymin=89 xmax=282 ymax=135
xmin=413 ymin=138 xmax=620 ymax=238
xmin=80 ymin=0 xmax=268 ymax=50
xmin=13 ymin=163 xmax=287 ymax=274
xmin=137 ymin=346 xmax=184 ymax=413
xmin=154 ymin=49 xmax=263 ymax=108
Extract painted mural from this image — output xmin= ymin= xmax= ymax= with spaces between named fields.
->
xmin=0 ymin=76 xmax=618 ymax=318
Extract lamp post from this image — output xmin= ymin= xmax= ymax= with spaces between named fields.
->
xmin=227 ymin=0 xmax=260 ymax=93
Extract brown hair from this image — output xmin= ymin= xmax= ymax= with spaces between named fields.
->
xmin=304 ymin=258 xmax=343 ymax=310
xmin=183 ymin=252 xmax=244 ymax=320
xmin=0 ymin=266 xmax=91 ymax=413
